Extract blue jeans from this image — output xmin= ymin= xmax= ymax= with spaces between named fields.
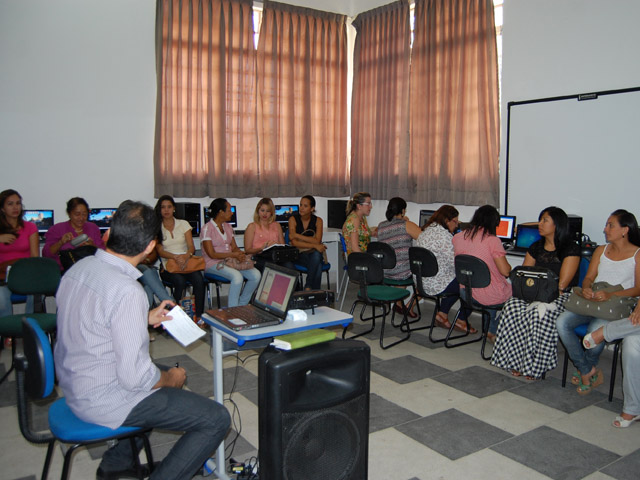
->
xmin=206 ymin=264 xmax=261 ymax=307
xmin=101 ymin=388 xmax=230 ymax=480
xmin=0 ymin=285 xmax=34 ymax=317
xmin=296 ymin=250 xmax=324 ymax=290
xmin=556 ymin=310 xmax=608 ymax=375
xmin=438 ymin=279 xmax=467 ymax=320
xmin=137 ymin=265 xmax=173 ymax=308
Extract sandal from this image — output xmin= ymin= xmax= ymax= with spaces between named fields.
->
xmin=613 ymin=414 xmax=640 ymax=428
xmin=576 ymin=368 xmax=604 ymax=395
xmin=434 ymin=312 xmax=452 ymax=330
xmin=453 ymin=320 xmax=477 ymax=334
xmin=570 ymin=371 xmax=581 ymax=386
xmin=583 ymin=332 xmax=600 ymax=350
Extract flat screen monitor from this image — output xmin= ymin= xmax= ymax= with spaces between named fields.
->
xmin=496 ymin=215 xmax=516 ymax=241
xmin=89 ymin=208 xmax=117 ymax=232
xmin=275 ymin=205 xmax=298 ymax=226
xmin=327 ymin=199 xmax=348 ymax=229
xmin=23 ymin=209 xmax=54 ymax=236
xmin=419 ymin=209 xmax=436 ymax=228
xmin=515 ymin=224 xmax=542 ymax=250
xmin=203 ymin=205 xmax=237 ymax=228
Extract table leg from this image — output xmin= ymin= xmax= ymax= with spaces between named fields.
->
xmin=212 ymin=330 xmax=231 ymax=480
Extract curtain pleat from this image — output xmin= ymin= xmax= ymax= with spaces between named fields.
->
xmin=350 ymin=1 xmax=411 ymax=200
xmin=257 ymin=1 xmax=349 ymax=197
xmin=409 ymin=0 xmax=500 ymax=205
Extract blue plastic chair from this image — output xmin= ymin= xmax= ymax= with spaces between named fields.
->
xmin=15 ymin=317 xmax=154 ymax=480
xmin=204 ymin=271 xmax=232 ymax=309
xmin=284 ymin=230 xmax=331 ymax=290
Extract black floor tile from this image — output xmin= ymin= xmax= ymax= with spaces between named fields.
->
xmin=369 ymin=393 xmax=420 ymax=433
xmin=433 ymin=365 xmax=522 ymax=398
xmin=601 ymin=447 xmax=640 ymax=480
xmin=371 ymin=355 xmax=448 ymax=384
xmin=509 ymin=376 xmax=609 ymax=413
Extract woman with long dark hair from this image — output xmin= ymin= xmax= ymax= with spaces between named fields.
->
xmin=491 ymin=206 xmax=581 ymax=378
xmin=452 ymin=205 xmax=512 ymax=339
xmin=556 ymin=209 xmax=640 ymax=394
xmin=416 ymin=205 xmax=475 ymax=333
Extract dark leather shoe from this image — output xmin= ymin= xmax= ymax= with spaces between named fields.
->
xmin=96 ymin=464 xmax=150 ymax=480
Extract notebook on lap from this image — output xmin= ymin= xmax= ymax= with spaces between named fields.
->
xmin=206 ymin=263 xmax=298 ymax=331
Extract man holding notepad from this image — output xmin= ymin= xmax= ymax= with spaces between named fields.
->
xmin=54 ymin=200 xmax=230 ymax=480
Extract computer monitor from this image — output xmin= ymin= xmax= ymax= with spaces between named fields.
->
xmin=515 ymin=224 xmax=542 ymax=250
xmin=496 ymin=215 xmax=516 ymax=241
xmin=275 ymin=204 xmax=298 ymax=228
xmin=203 ymin=205 xmax=237 ymax=228
xmin=89 ymin=208 xmax=117 ymax=232
xmin=419 ymin=209 xmax=436 ymax=228
xmin=327 ymin=199 xmax=348 ymax=229
xmin=23 ymin=209 xmax=54 ymax=238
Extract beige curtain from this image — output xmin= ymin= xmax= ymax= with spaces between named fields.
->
xmin=350 ymin=1 xmax=411 ymax=199
xmin=154 ymin=0 xmax=258 ymax=198
xmin=409 ymin=0 xmax=500 ymax=205
xmin=257 ymin=1 xmax=349 ymax=197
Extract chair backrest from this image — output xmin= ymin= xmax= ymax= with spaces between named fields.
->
xmin=367 ymin=242 xmax=396 ymax=269
xmin=347 ymin=252 xmax=384 ymax=287
xmin=455 ymin=255 xmax=491 ymax=306
xmin=7 ymin=257 xmax=61 ymax=296
xmin=19 ymin=317 xmax=55 ymax=400
xmin=409 ymin=247 xmax=439 ymax=298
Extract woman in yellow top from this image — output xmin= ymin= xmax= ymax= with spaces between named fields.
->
xmin=342 ymin=192 xmax=377 ymax=255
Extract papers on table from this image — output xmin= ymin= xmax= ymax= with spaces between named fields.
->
xmin=161 ymin=306 xmax=206 ymax=347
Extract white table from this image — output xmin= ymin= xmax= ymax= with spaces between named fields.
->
xmin=201 ymin=306 xmax=353 ymax=480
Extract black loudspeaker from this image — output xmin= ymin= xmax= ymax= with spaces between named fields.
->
xmin=258 ymin=339 xmax=370 ymax=480
xmin=174 ymin=202 xmax=201 ymax=237
xmin=327 ymin=199 xmax=348 ymax=229
xmin=568 ymin=214 xmax=583 ymax=243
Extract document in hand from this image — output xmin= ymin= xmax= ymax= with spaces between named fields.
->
xmin=161 ymin=305 xmax=206 ymax=347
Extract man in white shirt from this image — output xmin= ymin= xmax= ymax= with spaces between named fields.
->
xmin=55 ymin=200 xmax=230 ymax=480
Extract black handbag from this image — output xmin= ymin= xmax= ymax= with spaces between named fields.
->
xmin=509 ymin=266 xmax=559 ymax=303
xmin=59 ymin=245 xmax=97 ymax=272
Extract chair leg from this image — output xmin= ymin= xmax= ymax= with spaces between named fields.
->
xmin=41 ymin=440 xmax=56 ymax=480
xmin=338 ymin=273 xmax=349 ymax=311
xmin=325 ymin=270 xmax=331 ymax=291
xmin=609 ymin=341 xmax=621 ymax=402
xmin=444 ymin=308 xmax=483 ymax=350
xmin=0 ymin=338 xmax=17 ymax=385
xmin=61 ymin=444 xmax=81 ymax=480
xmin=380 ymin=302 xmax=410 ymax=349
xmin=480 ymin=312 xmax=493 ymax=361
xmin=342 ymin=301 xmax=376 ymax=340
xmin=561 ymin=344 xmax=570 ymax=388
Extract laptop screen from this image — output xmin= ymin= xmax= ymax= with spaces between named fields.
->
xmin=515 ymin=224 xmax=542 ymax=249
xmin=496 ymin=215 xmax=516 ymax=240
xmin=252 ymin=264 xmax=298 ymax=319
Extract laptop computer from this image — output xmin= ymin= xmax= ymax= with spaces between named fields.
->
xmin=206 ymin=263 xmax=298 ymax=331
xmin=511 ymin=223 xmax=542 ymax=254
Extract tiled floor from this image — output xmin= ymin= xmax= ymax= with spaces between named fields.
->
xmin=1 ymin=286 xmax=639 ymax=480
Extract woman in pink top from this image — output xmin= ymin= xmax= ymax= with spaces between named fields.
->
xmin=244 ymin=198 xmax=284 ymax=254
xmin=452 ymin=205 xmax=512 ymax=340
xmin=0 ymin=189 xmax=39 ymax=319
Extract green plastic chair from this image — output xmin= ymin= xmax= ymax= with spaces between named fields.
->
xmin=0 ymin=257 xmax=60 ymax=384
xmin=341 ymin=252 xmax=410 ymax=349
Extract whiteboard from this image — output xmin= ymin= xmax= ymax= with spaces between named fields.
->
xmin=505 ymin=87 xmax=640 ymax=245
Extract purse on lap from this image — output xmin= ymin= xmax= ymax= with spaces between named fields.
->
xmin=509 ymin=266 xmax=559 ymax=304
xmin=165 ymin=256 xmax=205 ymax=274
xmin=564 ymin=281 xmax=637 ymax=320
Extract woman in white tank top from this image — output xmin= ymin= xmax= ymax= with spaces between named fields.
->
xmin=556 ymin=209 xmax=640 ymax=395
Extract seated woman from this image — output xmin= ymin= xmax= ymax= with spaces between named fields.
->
xmin=288 ymin=195 xmax=327 ymax=290
xmin=0 ymin=189 xmax=39 ymax=323
xmin=154 ymin=195 xmax=206 ymax=323
xmin=376 ymin=197 xmax=422 ymax=317
xmin=452 ymin=205 xmax=512 ymax=340
xmin=342 ymin=192 xmax=377 ymax=255
xmin=201 ymin=198 xmax=261 ymax=307
xmin=416 ymin=205 xmax=475 ymax=333
xmin=43 ymin=197 xmax=105 ymax=270
xmin=491 ymin=206 xmax=580 ymax=379
xmin=583 ymin=304 xmax=640 ymax=427
xmin=556 ymin=209 xmax=640 ymax=394
xmin=244 ymin=198 xmax=285 ymax=270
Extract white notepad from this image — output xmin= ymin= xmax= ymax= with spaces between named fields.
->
xmin=161 ymin=306 xmax=206 ymax=347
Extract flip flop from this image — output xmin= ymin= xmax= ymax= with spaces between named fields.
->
xmin=583 ymin=332 xmax=599 ymax=349
xmin=613 ymin=414 xmax=640 ymax=428
xmin=576 ymin=368 xmax=604 ymax=395
xmin=434 ymin=314 xmax=452 ymax=330
xmin=453 ymin=319 xmax=477 ymax=334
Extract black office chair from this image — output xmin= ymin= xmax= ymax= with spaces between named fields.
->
xmin=447 ymin=255 xmax=505 ymax=360
xmin=15 ymin=317 xmax=155 ymax=480
xmin=408 ymin=246 xmax=467 ymax=343
xmin=341 ymin=252 xmax=411 ymax=349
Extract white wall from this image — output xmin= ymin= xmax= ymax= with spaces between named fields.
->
xmin=4 ymin=1 xmax=639 ymax=233
xmin=500 ymin=0 xmax=640 ymax=237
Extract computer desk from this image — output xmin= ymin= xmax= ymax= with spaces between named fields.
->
xmin=201 ymin=306 xmax=353 ymax=480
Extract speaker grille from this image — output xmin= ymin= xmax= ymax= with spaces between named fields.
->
xmin=282 ymin=395 xmax=365 ymax=480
